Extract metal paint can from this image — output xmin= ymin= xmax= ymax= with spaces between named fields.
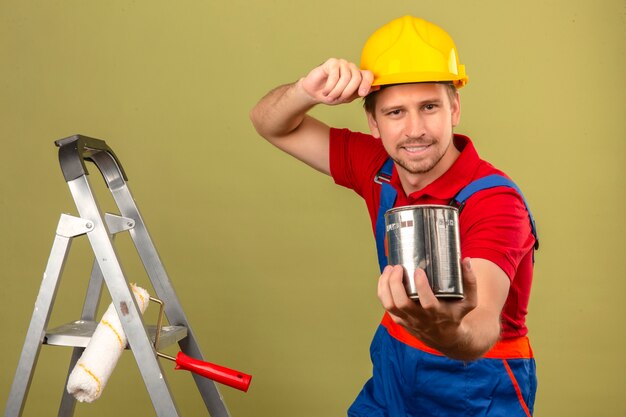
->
xmin=384 ymin=205 xmax=463 ymax=299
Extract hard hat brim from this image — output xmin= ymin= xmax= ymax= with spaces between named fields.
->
xmin=372 ymin=71 xmax=468 ymax=88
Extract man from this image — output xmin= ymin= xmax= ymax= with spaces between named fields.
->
xmin=250 ymin=15 xmax=537 ymax=417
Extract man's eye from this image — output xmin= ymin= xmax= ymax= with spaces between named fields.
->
xmin=423 ymin=104 xmax=438 ymax=111
xmin=387 ymin=109 xmax=402 ymax=116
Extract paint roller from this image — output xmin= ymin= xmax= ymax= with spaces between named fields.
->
xmin=67 ymin=285 xmax=251 ymax=402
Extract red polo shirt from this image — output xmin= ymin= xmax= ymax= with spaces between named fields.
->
xmin=329 ymin=128 xmax=535 ymax=339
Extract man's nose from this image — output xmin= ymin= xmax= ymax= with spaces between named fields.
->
xmin=404 ymin=111 xmax=425 ymax=138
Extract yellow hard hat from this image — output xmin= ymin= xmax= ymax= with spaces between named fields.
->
xmin=360 ymin=16 xmax=468 ymax=88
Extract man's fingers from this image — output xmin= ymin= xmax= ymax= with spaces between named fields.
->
xmin=358 ymin=70 xmax=375 ymax=96
xmin=301 ymin=58 xmax=376 ymax=104
xmin=378 ymin=265 xmax=418 ymax=319
xmin=461 ymin=257 xmax=478 ymax=307
xmin=377 ymin=266 xmax=400 ymax=306
xmin=413 ymin=268 xmax=438 ymax=309
xmin=326 ymin=61 xmax=357 ymax=100
xmin=321 ymin=59 xmax=341 ymax=97
xmin=303 ymin=59 xmax=376 ymax=104
xmin=377 ymin=265 xmax=394 ymax=313
xmin=339 ymin=65 xmax=365 ymax=100
xmin=388 ymin=265 xmax=414 ymax=310
xmin=317 ymin=59 xmax=367 ymax=102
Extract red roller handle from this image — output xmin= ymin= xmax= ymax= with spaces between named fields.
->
xmin=173 ymin=351 xmax=252 ymax=392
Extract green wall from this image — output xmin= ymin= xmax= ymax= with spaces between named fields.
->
xmin=1 ymin=1 xmax=624 ymax=416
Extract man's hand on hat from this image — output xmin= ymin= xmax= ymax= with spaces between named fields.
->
xmin=300 ymin=58 xmax=377 ymax=106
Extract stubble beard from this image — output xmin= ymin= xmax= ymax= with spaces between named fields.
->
xmin=392 ymin=138 xmax=449 ymax=175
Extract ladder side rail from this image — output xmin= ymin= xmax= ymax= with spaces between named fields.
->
xmin=66 ymin=177 xmax=181 ymax=417
xmin=4 ymin=215 xmax=85 ymax=417
xmin=89 ymin=146 xmax=231 ymax=416
xmin=57 ymin=254 xmax=107 ymax=416
xmin=110 ymin=182 xmax=232 ymax=417
xmin=68 ymin=141 xmax=232 ymax=416
xmin=59 ymin=214 xmax=141 ymax=416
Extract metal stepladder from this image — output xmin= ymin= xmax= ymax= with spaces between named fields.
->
xmin=5 ymin=135 xmax=248 ymax=417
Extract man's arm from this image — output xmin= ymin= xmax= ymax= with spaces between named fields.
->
xmin=377 ymin=258 xmax=510 ymax=361
xmin=249 ymin=58 xmax=375 ymax=175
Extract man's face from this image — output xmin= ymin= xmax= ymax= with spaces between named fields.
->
xmin=367 ymin=83 xmax=461 ymax=179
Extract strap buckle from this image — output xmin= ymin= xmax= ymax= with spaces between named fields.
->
xmin=374 ymin=172 xmax=392 ymax=184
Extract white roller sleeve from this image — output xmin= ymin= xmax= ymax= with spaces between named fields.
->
xmin=67 ymin=284 xmax=150 ymax=402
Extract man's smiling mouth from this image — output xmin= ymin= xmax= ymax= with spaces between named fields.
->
xmin=401 ymin=143 xmax=431 ymax=153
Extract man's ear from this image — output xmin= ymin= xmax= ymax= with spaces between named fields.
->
xmin=451 ymin=91 xmax=461 ymax=127
xmin=367 ymin=111 xmax=381 ymax=138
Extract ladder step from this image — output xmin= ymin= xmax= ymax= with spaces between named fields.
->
xmin=44 ymin=320 xmax=188 ymax=349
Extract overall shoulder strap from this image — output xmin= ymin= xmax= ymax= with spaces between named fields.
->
xmin=374 ymin=159 xmax=396 ymax=272
xmin=375 ymin=170 xmax=539 ymax=271
xmin=451 ymin=174 xmax=539 ymax=250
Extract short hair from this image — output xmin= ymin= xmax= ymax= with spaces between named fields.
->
xmin=363 ymin=82 xmax=458 ymax=116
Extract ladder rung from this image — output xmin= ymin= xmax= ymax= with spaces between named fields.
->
xmin=44 ymin=320 xmax=188 ymax=349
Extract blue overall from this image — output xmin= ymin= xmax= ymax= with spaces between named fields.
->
xmin=348 ymin=158 xmax=538 ymax=417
